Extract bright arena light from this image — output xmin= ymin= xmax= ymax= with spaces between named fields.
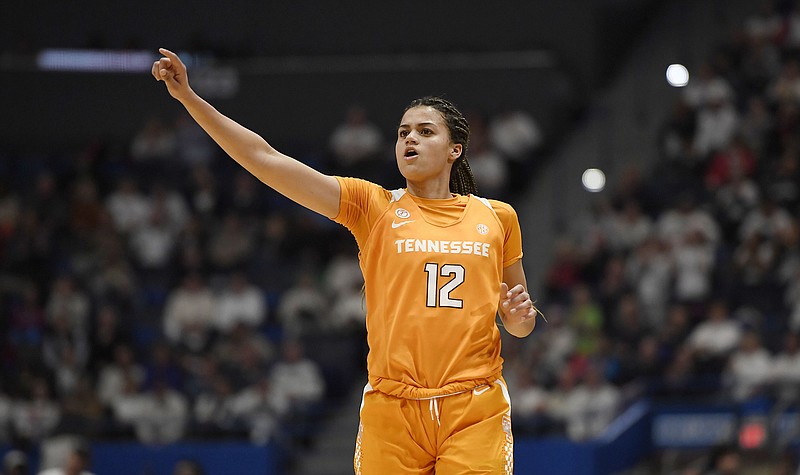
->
xmin=666 ymin=63 xmax=689 ymax=87
xmin=582 ymin=168 xmax=606 ymax=192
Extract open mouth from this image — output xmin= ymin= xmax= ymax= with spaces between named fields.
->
xmin=404 ymin=148 xmax=418 ymax=158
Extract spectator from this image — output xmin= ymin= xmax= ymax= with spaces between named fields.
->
xmin=713 ymin=173 xmax=760 ymax=240
xmin=328 ymin=105 xmax=383 ymax=178
xmin=737 ymin=96 xmax=772 ymax=157
xmin=488 ymin=108 xmax=543 ymax=191
xmin=276 ymin=272 xmax=327 ymax=338
xmin=162 ymin=274 xmax=217 ymax=352
xmin=270 ymin=341 xmax=325 ymax=408
xmin=488 ymin=108 xmax=543 ymax=163
xmin=704 ymin=136 xmax=757 ymax=191
xmin=105 ymin=177 xmax=150 ymax=235
xmin=87 ymin=304 xmax=132 ymax=374
xmin=146 ymin=183 xmax=189 ymax=233
xmin=41 ymin=314 xmax=89 ymax=391
xmin=44 ymin=276 xmax=90 ymax=338
xmin=466 ymin=138 xmax=509 ymax=199
xmin=626 ymin=237 xmax=673 ymax=329
xmin=206 ymin=213 xmax=256 ymax=272
xmin=97 ymin=344 xmax=146 ymax=408
xmin=672 ymin=229 xmax=716 ymax=305
xmin=724 ymin=329 xmax=772 ymax=401
xmin=511 ymin=368 xmax=552 ymax=437
xmin=608 ymin=200 xmax=652 ymax=253
xmin=561 ymin=364 xmax=621 ymax=441
xmin=214 ymin=272 xmax=267 ymax=333
xmin=58 ymin=375 xmax=105 ymax=437
xmin=568 ymin=284 xmax=604 ymax=357
xmin=230 ymin=375 xmax=289 ymax=445
xmin=129 ymin=380 xmax=189 ymax=445
xmin=37 ymin=442 xmax=94 ymax=475
xmin=130 ymin=116 xmax=176 ymax=164
xmin=687 ymin=301 xmax=742 ymax=367
xmin=768 ymin=59 xmax=800 ymax=104
xmin=657 ymin=194 xmax=720 ymax=249
xmin=11 ymin=378 xmax=60 ymax=444
xmin=692 ymin=82 xmax=739 ymax=159
xmin=187 ymin=166 xmax=219 ymax=219
xmin=128 ymin=206 xmax=178 ymax=278
xmin=771 ymin=333 xmax=800 ymax=401
xmin=193 ymin=375 xmax=240 ymax=436
xmin=743 ymin=0 xmax=783 ymax=42
xmin=321 ymin=251 xmax=363 ymax=301
xmin=213 ymin=323 xmax=275 ymax=386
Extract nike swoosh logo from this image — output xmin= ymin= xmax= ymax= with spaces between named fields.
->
xmin=473 ymin=386 xmax=490 ymax=396
xmin=391 ymin=220 xmax=415 ymax=228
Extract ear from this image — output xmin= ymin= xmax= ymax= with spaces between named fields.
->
xmin=448 ymin=143 xmax=463 ymax=163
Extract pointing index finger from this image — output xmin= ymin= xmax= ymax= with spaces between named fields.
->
xmin=158 ymin=48 xmax=184 ymax=68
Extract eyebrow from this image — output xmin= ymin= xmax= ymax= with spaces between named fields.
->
xmin=398 ymin=121 xmax=439 ymax=129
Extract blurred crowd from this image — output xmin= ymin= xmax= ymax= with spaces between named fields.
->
xmin=505 ymin=0 xmax=800 ymax=454
xmin=0 ymin=87 xmax=543 ymax=456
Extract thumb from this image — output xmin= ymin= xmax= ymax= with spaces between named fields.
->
xmin=500 ymin=282 xmax=509 ymax=297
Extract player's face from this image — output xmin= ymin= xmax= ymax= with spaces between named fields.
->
xmin=395 ymin=106 xmax=462 ymax=185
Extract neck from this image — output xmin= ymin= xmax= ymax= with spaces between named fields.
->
xmin=405 ymin=177 xmax=452 ymax=199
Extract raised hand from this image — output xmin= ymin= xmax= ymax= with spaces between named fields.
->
xmin=152 ymin=48 xmax=192 ymax=101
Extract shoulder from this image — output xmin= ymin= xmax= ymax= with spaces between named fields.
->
xmin=484 ymin=198 xmax=519 ymax=226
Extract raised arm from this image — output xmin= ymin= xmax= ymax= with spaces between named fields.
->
xmin=152 ymin=48 xmax=340 ymax=218
xmin=498 ymin=260 xmax=538 ymax=338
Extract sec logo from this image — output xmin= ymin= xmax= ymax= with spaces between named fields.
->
xmin=477 ymin=223 xmax=489 ymax=235
xmin=395 ymin=208 xmax=411 ymax=219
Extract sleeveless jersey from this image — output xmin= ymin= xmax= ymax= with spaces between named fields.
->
xmin=333 ymin=177 xmax=523 ymax=399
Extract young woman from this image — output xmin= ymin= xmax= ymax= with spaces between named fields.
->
xmin=153 ymin=48 xmax=539 ymax=474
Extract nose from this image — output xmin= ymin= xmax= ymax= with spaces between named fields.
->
xmin=405 ymin=131 xmax=419 ymax=144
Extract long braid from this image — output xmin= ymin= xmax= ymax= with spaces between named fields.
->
xmin=404 ymin=97 xmax=478 ymax=196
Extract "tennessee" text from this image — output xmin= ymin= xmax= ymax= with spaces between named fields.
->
xmin=394 ymin=239 xmax=490 ymax=257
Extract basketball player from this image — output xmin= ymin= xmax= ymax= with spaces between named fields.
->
xmin=153 ymin=48 xmax=539 ymax=474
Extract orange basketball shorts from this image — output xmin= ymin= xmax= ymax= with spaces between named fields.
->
xmin=354 ymin=379 xmax=513 ymax=474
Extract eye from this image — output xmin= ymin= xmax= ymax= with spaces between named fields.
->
xmin=399 ymin=130 xmax=409 ymax=138
xmin=421 ymin=128 xmax=433 ymax=135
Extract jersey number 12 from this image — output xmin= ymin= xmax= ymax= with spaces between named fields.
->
xmin=424 ymin=263 xmax=465 ymax=309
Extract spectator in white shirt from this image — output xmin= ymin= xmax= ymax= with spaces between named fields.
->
xmin=215 ymin=272 xmax=267 ymax=333
xmin=11 ymin=378 xmax=60 ymax=444
xmin=724 ymin=330 xmax=773 ymax=401
xmin=129 ymin=380 xmax=189 ymax=445
xmin=163 ymin=273 xmax=217 ymax=352
xmin=270 ymin=341 xmax=325 ymax=408
xmin=105 ymin=178 xmax=150 ymax=235
xmin=37 ymin=443 xmax=94 ymax=475
xmin=692 ymin=82 xmax=739 ymax=158
xmin=687 ymin=301 xmax=742 ymax=363
xmin=562 ymin=365 xmax=621 ymax=441
xmin=772 ymin=333 xmax=800 ymax=401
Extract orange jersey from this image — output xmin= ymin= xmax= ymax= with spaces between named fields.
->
xmin=333 ymin=177 xmax=523 ymax=399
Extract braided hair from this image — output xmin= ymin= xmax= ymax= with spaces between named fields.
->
xmin=404 ymin=96 xmax=478 ymax=196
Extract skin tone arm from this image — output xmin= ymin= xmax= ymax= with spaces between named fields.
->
xmin=499 ymin=260 xmax=538 ymax=338
xmin=152 ymin=48 xmax=340 ymax=218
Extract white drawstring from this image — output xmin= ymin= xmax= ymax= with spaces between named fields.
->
xmin=429 ymin=398 xmax=441 ymax=426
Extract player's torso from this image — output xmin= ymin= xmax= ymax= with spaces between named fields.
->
xmin=361 ymin=190 xmax=505 ymax=393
